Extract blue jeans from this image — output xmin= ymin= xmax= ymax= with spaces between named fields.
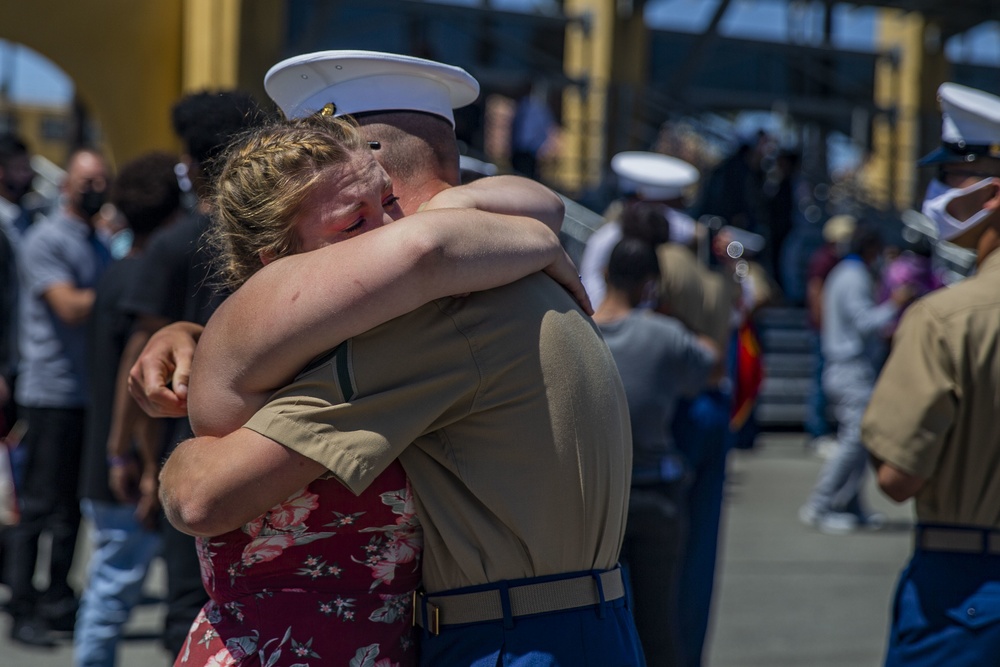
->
xmin=74 ymin=499 xmax=162 ymax=667
xmin=805 ymin=336 xmax=831 ymax=439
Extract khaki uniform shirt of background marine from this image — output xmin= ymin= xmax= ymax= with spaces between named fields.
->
xmin=245 ymin=273 xmax=632 ymax=593
xmin=862 ymin=251 xmax=1000 ymax=529
xmin=658 ymin=243 xmax=737 ymax=351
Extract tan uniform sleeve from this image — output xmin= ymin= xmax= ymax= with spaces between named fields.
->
xmin=861 ymin=300 xmax=957 ymax=478
xmin=244 ymin=310 xmax=480 ymax=495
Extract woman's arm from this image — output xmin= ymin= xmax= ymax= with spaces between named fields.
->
xmin=421 ymin=175 xmax=565 ymax=233
xmin=189 ymin=208 xmax=577 ymax=437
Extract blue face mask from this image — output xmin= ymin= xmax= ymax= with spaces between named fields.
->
xmin=109 ymin=228 xmax=133 ymax=260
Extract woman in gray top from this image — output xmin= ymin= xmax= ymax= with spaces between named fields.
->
xmin=594 ymin=231 xmax=716 ymax=667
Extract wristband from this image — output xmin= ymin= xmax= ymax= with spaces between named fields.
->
xmin=108 ymin=455 xmax=132 ymax=468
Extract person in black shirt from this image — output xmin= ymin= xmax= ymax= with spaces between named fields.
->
xmin=77 ymin=151 xmax=182 ymax=664
xmin=116 ymin=91 xmax=269 ymax=658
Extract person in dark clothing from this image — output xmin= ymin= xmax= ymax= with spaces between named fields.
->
xmin=116 ymin=91 xmax=269 ymax=658
xmin=75 ymin=151 xmax=182 ymax=666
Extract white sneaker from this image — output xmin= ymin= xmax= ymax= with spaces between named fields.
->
xmin=798 ymin=504 xmax=821 ymax=528
xmin=858 ymin=511 xmax=886 ymax=531
xmin=818 ymin=511 xmax=860 ymax=535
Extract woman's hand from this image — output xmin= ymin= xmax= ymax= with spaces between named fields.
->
xmin=544 ymin=250 xmax=592 ymax=315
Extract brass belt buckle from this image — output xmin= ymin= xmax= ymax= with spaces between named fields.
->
xmin=412 ymin=591 xmax=441 ymax=635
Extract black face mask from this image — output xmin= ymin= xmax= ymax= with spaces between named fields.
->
xmin=78 ymin=188 xmax=106 ymax=218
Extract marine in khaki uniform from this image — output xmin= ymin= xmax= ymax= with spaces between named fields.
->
xmin=861 ymin=82 xmax=1000 ymax=666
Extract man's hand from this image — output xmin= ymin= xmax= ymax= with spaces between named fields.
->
xmin=128 ymin=321 xmax=203 ymax=418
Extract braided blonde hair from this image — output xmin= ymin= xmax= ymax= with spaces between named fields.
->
xmin=210 ymin=115 xmax=368 ymax=290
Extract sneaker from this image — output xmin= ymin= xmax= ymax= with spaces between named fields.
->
xmin=857 ymin=511 xmax=886 ymax=531
xmin=9 ymin=616 xmax=57 ymax=648
xmin=798 ymin=504 xmax=821 ymax=528
xmin=817 ymin=511 xmax=860 ymax=535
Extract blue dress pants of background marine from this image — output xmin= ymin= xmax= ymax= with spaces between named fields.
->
xmin=672 ymin=388 xmax=732 ymax=667
xmin=885 ymin=539 xmax=1000 ymax=666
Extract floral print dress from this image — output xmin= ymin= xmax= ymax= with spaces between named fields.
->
xmin=176 ymin=461 xmax=422 ymax=667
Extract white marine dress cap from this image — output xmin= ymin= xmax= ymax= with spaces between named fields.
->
xmin=265 ymin=50 xmax=480 ymax=127
xmin=918 ymin=82 xmax=1000 ymax=165
xmin=611 ymin=151 xmax=700 ymax=201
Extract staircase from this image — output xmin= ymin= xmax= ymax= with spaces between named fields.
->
xmin=754 ymin=307 xmax=816 ymax=430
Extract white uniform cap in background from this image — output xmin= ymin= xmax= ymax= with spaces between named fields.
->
xmin=611 ymin=152 xmax=700 ymax=201
xmin=264 ymin=50 xmax=480 ymax=127
xmin=918 ymin=83 xmax=1000 ymax=165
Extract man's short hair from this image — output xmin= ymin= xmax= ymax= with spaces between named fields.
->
xmin=0 ymin=133 xmax=28 ymax=169
xmin=607 ymin=237 xmax=661 ymax=294
xmin=111 ymin=151 xmax=181 ymax=238
xmin=356 ymin=111 xmax=460 ymax=185
xmin=849 ymin=223 xmax=883 ymax=259
xmin=171 ymin=91 xmax=269 ymax=179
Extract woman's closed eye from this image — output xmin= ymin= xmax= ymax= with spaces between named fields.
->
xmin=342 ymin=217 xmax=366 ymax=234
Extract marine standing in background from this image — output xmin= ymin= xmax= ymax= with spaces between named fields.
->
xmin=862 ymin=82 xmax=1000 ymax=666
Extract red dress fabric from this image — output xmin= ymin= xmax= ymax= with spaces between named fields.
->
xmin=175 ymin=461 xmax=422 ymax=667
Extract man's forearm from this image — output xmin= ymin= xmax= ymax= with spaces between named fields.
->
xmin=160 ymin=431 xmax=326 ymax=537
xmin=874 ymin=459 xmax=926 ymax=502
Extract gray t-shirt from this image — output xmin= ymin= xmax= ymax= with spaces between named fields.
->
xmin=16 ymin=210 xmax=111 ymax=408
xmin=598 ymin=310 xmax=716 ymax=471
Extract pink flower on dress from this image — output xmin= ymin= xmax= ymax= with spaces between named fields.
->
xmin=241 ymin=534 xmax=296 ymax=567
xmin=204 ymin=648 xmax=237 ymax=667
xmin=267 ymin=489 xmax=320 ymax=530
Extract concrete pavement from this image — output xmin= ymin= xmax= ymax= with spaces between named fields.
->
xmin=0 ymin=431 xmax=913 ymax=666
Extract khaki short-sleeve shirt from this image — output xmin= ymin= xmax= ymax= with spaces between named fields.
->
xmin=245 ymin=274 xmax=632 ymax=592
xmin=862 ymin=252 xmax=1000 ymax=528
xmin=658 ymin=243 xmax=736 ymax=350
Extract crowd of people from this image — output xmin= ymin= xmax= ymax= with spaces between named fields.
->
xmin=0 ymin=44 xmax=998 ymax=667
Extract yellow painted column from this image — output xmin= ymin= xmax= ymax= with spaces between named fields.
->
xmin=182 ymin=0 xmax=242 ymax=92
xmin=868 ymin=9 xmax=948 ymax=210
xmin=562 ymin=0 xmax=613 ymax=193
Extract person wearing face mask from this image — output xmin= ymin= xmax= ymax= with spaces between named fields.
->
xmin=798 ymin=223 xmax=914 ymax=536
xmin=4 ymin=147 xmax=113 ymax=646
xmin=861 ymin=82 xmax=1000 ymax=666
